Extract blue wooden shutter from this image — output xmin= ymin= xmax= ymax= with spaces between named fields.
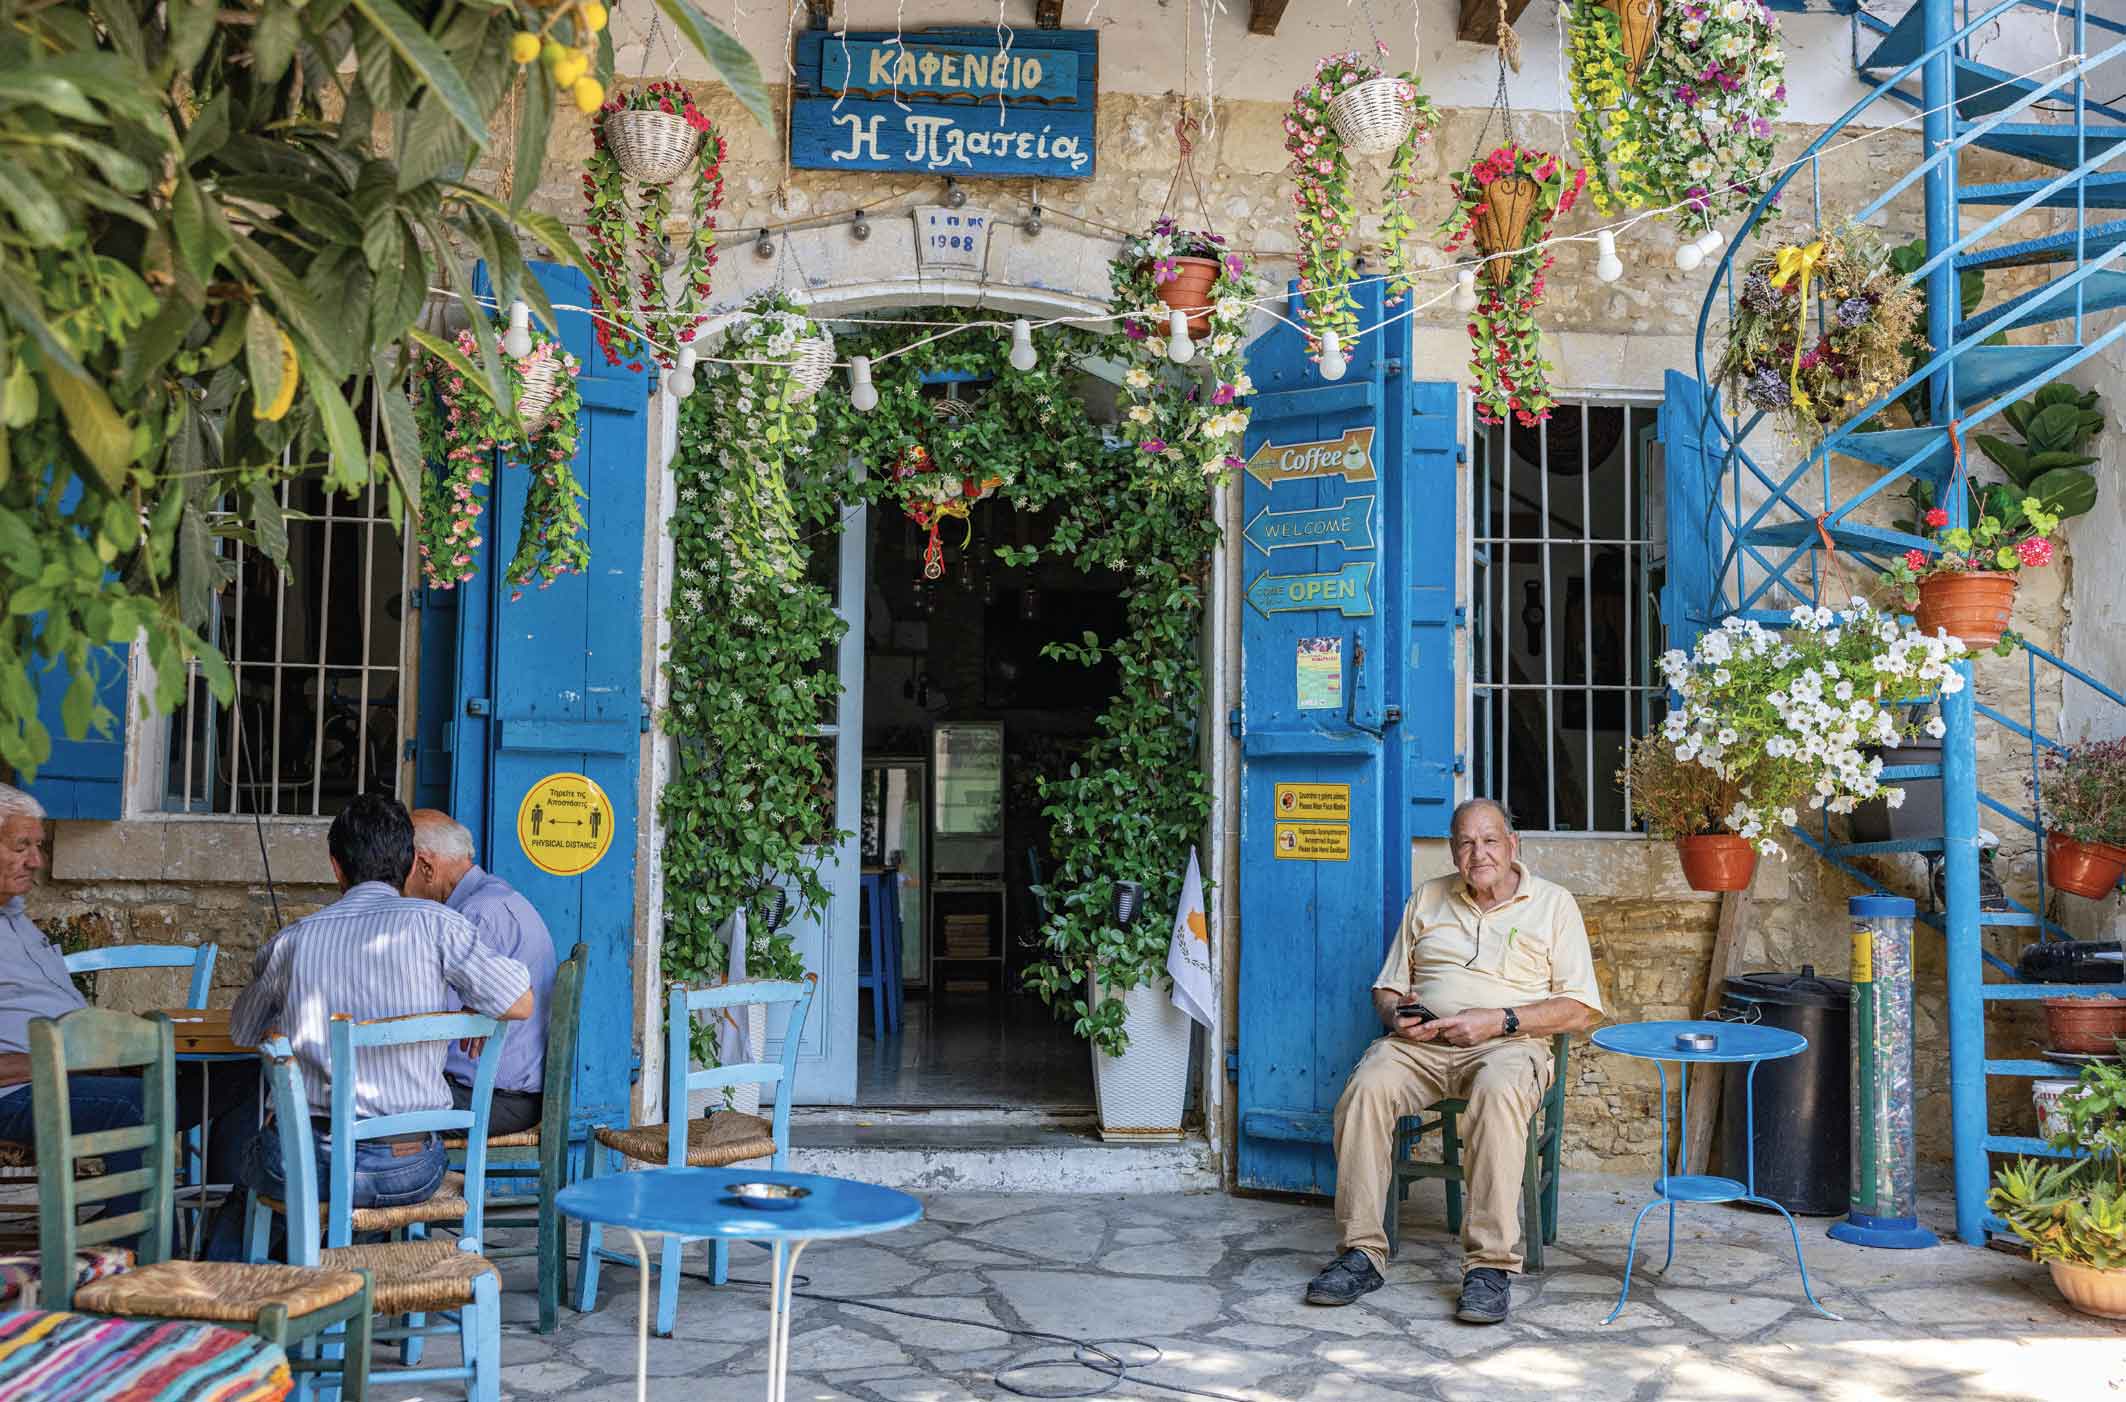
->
xmin=1659 ymin=369 xmax=1719 ymax=654
xmin=18 ymin=468 xmax=129 ymax=817
xmin=1388 ymin=380 xmax=1461 ymax=844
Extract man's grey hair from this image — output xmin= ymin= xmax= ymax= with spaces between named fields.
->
xmin=411 ymin=812 xmax=476 ymax=862
xmin=1449 ymin=797 xmax=1515 ymax=840
xmin=0 ymin=783 xmax=47 ymax=824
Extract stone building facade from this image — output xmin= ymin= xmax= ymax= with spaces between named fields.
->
xmin=17 ymin=3 xmax=2119 ymax=1179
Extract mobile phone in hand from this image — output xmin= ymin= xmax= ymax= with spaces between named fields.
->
xmin=1395 ymin=1002 xmax=1437 ymax=1024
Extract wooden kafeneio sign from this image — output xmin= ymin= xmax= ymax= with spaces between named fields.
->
xmin=791 ymin=28 xmax=1097 ymax=180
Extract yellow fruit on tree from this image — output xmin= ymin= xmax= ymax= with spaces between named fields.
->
xmin=573 ymin=77 xmax=606 ymax=115
xmin=511 ymin=31 xmax=541 ymax=64
xmin=541 ymin=38 xmax=567 ymax=70
xmin=553 ymin=51 xmax=588 ymax=88
xmin=256 ymin=330 xmax=300 ymax=423
xmin=580 ymin=2 xmax=608 ymax=33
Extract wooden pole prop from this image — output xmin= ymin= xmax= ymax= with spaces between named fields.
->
xmin=1473 ymin=175 xmax=1539 ymax=285
xmin=1685 ymin=890 xmax=1751 ymax=1175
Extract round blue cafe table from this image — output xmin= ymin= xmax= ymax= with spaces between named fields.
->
xmin=1589 ymin=1020 xmax=1839 ymax=1323
xmin=556 ymin=1166 xmax=922 ymax=1402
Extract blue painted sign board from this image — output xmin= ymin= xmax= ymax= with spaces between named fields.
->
xmin=792 ymin=29 xmax=1097 ymax=180
xmin=1234 ymin=279 xmax=1463 ymax=1198
xmin=1245 ymin=562 xmax=1376 ymax=619
xmin=1244 ymin=493 xmax=1376 ymax=557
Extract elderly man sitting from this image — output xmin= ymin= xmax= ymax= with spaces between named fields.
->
xmin=1306 ymin=799 xmax=1604 ymax=1326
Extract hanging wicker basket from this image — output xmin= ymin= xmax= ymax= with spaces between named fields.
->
xmin=786 ymin=330 xmax=836 ymax=404
xmin=1473 ymin=174 xmax=1540 ymax=285
xmin=514 ymin=356 xmax=562 ymax=435
xmin=1601 ymin=0 xmax=1664 ymax=87
xmin=1326 ymin=76 xmax=1417 ymax=157
xmin=602 ymin=108 xmax=705 ymax=185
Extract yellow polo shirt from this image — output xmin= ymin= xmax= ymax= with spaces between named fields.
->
xmin=1372 ymin=863 xmax=1604 ymax=1018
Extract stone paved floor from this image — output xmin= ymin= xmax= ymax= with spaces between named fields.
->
xmin=368 ymin=1175 xmax=2126 ymax=1401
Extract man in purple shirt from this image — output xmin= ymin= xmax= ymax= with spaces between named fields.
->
xmin=404 ymin=810 xmax=558 ymax=1136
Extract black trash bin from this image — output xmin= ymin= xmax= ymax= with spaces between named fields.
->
xmin=1718 ymin=967 xmax=1851 ymax=1216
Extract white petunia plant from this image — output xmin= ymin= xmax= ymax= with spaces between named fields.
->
xmin=1657 ymin=599 xmax=1967 ymax=856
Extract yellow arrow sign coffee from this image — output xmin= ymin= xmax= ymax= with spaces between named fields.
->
xmin=1244 ymin=427 xmax=1377 ymax=489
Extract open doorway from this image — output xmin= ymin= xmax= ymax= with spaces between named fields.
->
xmin=851 ymin=375 xmax=1124 ymax=1110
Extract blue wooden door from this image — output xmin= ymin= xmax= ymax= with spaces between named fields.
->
xmin=1658 ymin=369 xmax=1718 ymax=656
xmin=1234 ymin=285 xmax=1461 ymax=1195
xmin=428 ymin=261 xmax=650 ymax=1134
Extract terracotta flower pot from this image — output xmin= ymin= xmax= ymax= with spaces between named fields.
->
xmin=1676 ymin=834 xmax=1758 ymax=892
xmin=2050 ymin=1260 xmax=2126 ymax=1320
xmin=1474 ymin=174 xmax=1540 ymax=285
xmin=2041 ymin=994 xmax=2126 ymax=1055
xmin=2045 ymin=831 xmax=2126 ymax=899
xmin=1912 ymin=571 xmax=2018 ymax=650
xmin=1151 ymin=256 xmax=1221 ymax=339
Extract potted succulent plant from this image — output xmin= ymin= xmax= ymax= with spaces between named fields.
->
xmin=1990 ymin=1052 xmax=2126 ymax=1319
xmin=1880 ymin=489 xmax=2062 ymax=653
xmin=2034 ymin=738 xmax=2126 ymax=901
xmin=1651 ymin=601 xmax=1967 ymax=892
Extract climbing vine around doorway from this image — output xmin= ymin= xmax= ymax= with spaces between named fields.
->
xmin=661 ymin=303 xmax=1231 ymax=1055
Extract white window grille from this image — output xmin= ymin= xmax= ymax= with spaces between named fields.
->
xmin=164 ymin=397 xmax=411 ymax=816
xmin=1469 ymin=397 xmax=1667 ymax=833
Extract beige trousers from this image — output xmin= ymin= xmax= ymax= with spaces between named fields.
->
xmin=1331 ymin=1034 xmax=1553 ymax=1274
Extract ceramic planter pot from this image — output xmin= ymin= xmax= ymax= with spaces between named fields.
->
xmin=1912 ymin=572 xmax=2018 ymax=650
xmin=1151 ymin=256 xmax=1221 ymax=339
xmin=2046 ymin=831 xmax=2126 ymax=899
xmin=2040 ymin=994 xmax=2126 ymax=1055
xmin=1676 ymin=835 xmax=1758 ymax=893
xmin=1087 ymin=978 xmax=1191 ymax=1143
xmin=2050 ymin=1260 xmax=2126 ymax=1320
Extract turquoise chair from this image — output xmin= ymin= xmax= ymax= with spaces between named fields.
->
xmin=250 ymin=1014 xmax=510 ymax=1402
xmin=574 ymin=974 xmax=816 ymax=1337
xmin=64 ymin=943 xmax=219 ymax=1009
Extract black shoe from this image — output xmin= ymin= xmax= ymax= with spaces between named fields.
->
xmin=1456 ymin=1267 xmax=1511 ymax=1324
xmin=1305 ymin=1248 xmax=1384 ymax=1306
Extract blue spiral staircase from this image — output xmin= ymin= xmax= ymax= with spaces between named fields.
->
xmin=1678 ymin=0 xmax=2126 ymax=1244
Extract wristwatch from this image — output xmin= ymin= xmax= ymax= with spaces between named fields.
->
xmin=1501 ymin=1007 xmax=1521 ymax=1037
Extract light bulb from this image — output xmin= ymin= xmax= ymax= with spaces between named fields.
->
xmin=1694 ymin=230 xmax=1724 ymax=263
xmin=503 ymin=300 xmax=533 ymax=359
xmin=1317 ymin=330 xmax=1348 ymax=382
xmin=1595 ymin=230 xmax=1624 ymax=284
xmin=1453 ymin=268 xmax=1479 ymax=312
xmin=849 ymin=354 xmax=879 ymax=413
xmin=1008 ymin=320 xmax=1037 ymax=372
xmin=1166 ymin=309 xmax=1196 ymax=365
xmin=1675 ymin=238 xmax=1705 ymax=272
xmin=669 ymin=345 xmax=697 ymax=400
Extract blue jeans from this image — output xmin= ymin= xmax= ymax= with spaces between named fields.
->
xmin=204 ymin=1121 xmax=445 ymax=1261
xmin=0 ymin=1077 xmax=157 ymax=1225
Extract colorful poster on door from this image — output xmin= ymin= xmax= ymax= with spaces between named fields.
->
xmin=516 ymin=772 xmax=615 ymax=877
xmin=1296 ymin=636 xmax=1342 ymax=710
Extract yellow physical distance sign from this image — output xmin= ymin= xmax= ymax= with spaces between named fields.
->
xmin=517 ymin=772 xmax=614 ymax=877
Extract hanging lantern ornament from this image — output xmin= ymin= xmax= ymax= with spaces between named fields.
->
xmin=1601 ymin=0 xmax=1664 ymax=88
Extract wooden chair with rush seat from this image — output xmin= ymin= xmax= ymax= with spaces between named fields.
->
xmin=28 ymin=1007 xmax=373 ymax=1400
xmin=442 ymin=941 xmax=587 ymax=1334
xmin=1382 ymin=1033 xmax=1571 ymax=1270
xmin=574 ymin=974 xmax=816 ymax=1338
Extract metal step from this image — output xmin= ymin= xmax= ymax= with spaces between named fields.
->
xmin=1986 ymin=1057 xmax=2090 ymax=1078
xmin=1958 ymin=270 xmax=2126 ymax=339
xmin=1739 ymin=519 xmax=1926 ymax=554
xmin=1957 ymin=122 xmax=2126 ymax=171
xmin=1956 ymin=217 xmax=2126 ymax=271
xmin=1981 ymin=982 xmax=2125 ymax=1000
xmin=1944 ymin=343 xmax=2079 ymax=408
xmin=1960 ymin=171 xmax=2126 ymax=210
xmin=1982 ymin=1133 xmax=2077 ymax=1159
xmin=1857 ymin=5 xmax=1923 ymax=72
xmin=1829 ymin=426 xmax=1954 ymax=489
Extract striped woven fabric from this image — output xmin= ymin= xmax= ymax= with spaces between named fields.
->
xmin=0 ymin=1310 xmax=291 ymax=1401
xmin=0 ymin=1247 xmax=133 ymax=1305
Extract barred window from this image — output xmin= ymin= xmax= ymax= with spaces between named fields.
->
xmin=1469 ymin=398 xmax=1667 ymax=833
xmin=163 ymin=405 xmax=410 ymax=816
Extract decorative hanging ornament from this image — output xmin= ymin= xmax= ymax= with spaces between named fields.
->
xmin=891 ymin=444 xmax=1006 ymax=581
xmin=1601 ymin=0 xmax=1663 ymax=87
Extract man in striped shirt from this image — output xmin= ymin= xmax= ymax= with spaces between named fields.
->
xmin=207 ymin=794 xmax=531 ymax=1258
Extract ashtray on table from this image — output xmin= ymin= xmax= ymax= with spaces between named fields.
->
xmin=727 ymin=1182 xmax=811 ymax=1211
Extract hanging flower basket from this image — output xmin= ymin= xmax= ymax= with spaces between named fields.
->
xmin=1676 ymin=834 xmax=1758 ymax=892
xmin=514 ymin=354 xmax=563 ymax=435
xmin=1150 ymin=253 xmax=1223 ymax=339
xmin=1111 ymin=219 xmax=1260 ymax=476
xmin=1601 ymin=0 xmax=1664 ymax=87
xmin=787 ymin=331 xmax=836 ymax=404
xmin=1473 ymin=175 xmax=1541 ymax=285
xmin=1326 ymin=75 xmax=1417 ymax=156
xmin=601 ymin=107 xmax=705 ymax=184
xmin=888 ymin=444 xmax=1005 ymax=580
xmin=1913 ymin=571 xmax=2019 ymax=650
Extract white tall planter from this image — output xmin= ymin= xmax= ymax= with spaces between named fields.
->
xmin=1088 ymin=978 xmax=1191 ymax=1143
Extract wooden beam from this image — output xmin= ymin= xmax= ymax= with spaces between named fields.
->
xmin=1684 ymin=891 xmax=1751 ymax=1175
xmin=1457 ymin=0 xmax=1534 ymax=44
xmin=1035 ymin=0 xmax=1065 ymax=29
xmin=1248 ymin=0 xmax=1291 ymax=37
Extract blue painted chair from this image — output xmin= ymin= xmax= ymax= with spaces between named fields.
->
xmin=249 ymin=1014 xmax=511 ymax=1401
xmin=64 ymin=943 xmax=220 ymax=1010
xmin=574 ymin=974 xmax=816 ymax=1337
xmin=859 ymin=871 xmax=903 ymax=1036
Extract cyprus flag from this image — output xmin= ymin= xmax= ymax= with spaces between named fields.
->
xmin=1165 ymin=848 xmax=1215 ymax=1030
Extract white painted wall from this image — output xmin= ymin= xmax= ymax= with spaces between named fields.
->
xmin=2062 ymin=313 xmax=2126 ymax=744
